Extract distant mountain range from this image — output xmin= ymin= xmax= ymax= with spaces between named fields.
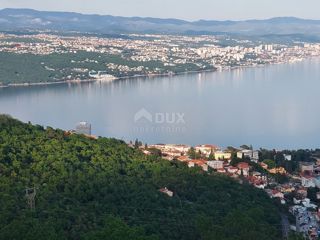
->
xmin=1 ymin=8 xmax=320 ymax=37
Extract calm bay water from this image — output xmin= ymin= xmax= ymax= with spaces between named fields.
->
xmin=0 ymin=58 xmax=320 ymax=149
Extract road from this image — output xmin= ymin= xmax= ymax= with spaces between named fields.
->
xmin=281 ymin=214 xmax=290 ymax=239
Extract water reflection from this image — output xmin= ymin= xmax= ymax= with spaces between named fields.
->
xmin=0 ymin=58 xmax=319 ymax=149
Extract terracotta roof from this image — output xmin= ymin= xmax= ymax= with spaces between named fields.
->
xmin=301 ymin=173 xmax=314 ymax=179
xmin=228 ymin=166 xmax=238 ymax=170
xmin=177 ymin=156 xmax=189 ymax=162
xmin=217 ymin=168 xmax=226 ymax=172
xmin=196 ymin=144 xmax=219 ymax=149
xmin=260 ymin=162 xmax=268 ymax=168
xmin=190 ymin=159 xmax=207 ymax=166
xmin=237 ymin=162 xmax=249 ymax=169
xmin=272 ymin=189 xmax=280 ymax=195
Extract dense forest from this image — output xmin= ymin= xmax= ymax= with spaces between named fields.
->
xmin=0 ymin=114 xmax=282 ymax=240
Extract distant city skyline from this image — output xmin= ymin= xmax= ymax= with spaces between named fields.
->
xmin=0 ymin=0 xmax=320 ymax=21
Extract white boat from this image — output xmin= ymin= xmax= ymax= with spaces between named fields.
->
xmin=89 ymin=71 xmax=117 ymax=81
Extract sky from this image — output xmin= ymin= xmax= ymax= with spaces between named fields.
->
xmin=0 ymin=0 xmax=319 ymax=21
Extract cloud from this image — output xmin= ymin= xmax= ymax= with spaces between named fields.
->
xmin=29 ymin=18 xmax=51 ymax=25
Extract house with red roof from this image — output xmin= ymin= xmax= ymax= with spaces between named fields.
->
xmin=236 ymin=162 xmax=250 ymax=176
xmin=217 ymin=168 xmax=226 ymax=173
xmin=188 ymin=159 xmax=208 ymax=171
xmin=177 ymin=155 xmax=190 ymax=162
xmin=226 ymin=166 xmax=238 ymax=174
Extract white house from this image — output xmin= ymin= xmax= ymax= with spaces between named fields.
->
xmin=159 ymin=188 xmax=174 ymax=197
xmin=195 ymin=144 xmax=219 ymax=157
xmin=207 ymin=160 xmax=224 ymax=170
xmin=237 ymin=149 xmax=259 ymax=162
xmin=300 ymin=162 xmax=314 ymax=173
xmin=301 ymin=174 xmax=316 ymax=188
xmin=284 ymin=154 xmax=292 ymax=161
xmin=164 ymin=144 xmax=191 ymax=154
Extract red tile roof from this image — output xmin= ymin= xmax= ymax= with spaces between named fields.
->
xmin=177 ymin=156 xmax=189 ymax=162
xmin=237 ymin=162 xmax=250 ymax=169
xmin=190 ymin=159 xmax=208 ymax=166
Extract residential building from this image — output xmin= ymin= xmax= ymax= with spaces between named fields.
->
xmin=162 ymin=150 xmax=182 ymax=158
xmin=177 ymin=155 xmax=190 ymax=162
xmin=207 ymin=160 xmax=224 ymax=170
xmin=237 ymin=149 xmax=259 ymax=162
xmin=195 ymin=144 xmax=220 ymax=156
xmin=301 ymin=173 xmax=316 ymax=188
xmin=237 ymin=162 xmax=250 ymax=177
xmin=300 ymin=162 xmax=314 ymax=173
xmin=164 ymin=144 xmax=191 ymax=154
xmin=271 ymin=190 xmax=284 ymax=199
xmin=226 ymin=166 xmax=238 ymax=174
xmin=260 ymin=162 xmax=268 ymax=169
xmin=159 ymin=188 xmax=173 ymax=197
xmin=214 ymin=151 xmax=232 ymax=160
xmin=188 ymin=159 xmax=208 ymax=172
xmin=269 ymin=167 xmax=287 ymax=175
xmin=284 ymin=154 xmax=292 ymax=161
xmin=217 ymin=168 xmax=226 ymax=173
xmin=75 ymin=122 xmax=91 ymax=135
xmin=291 ymin=206 xmax=319 ymax=237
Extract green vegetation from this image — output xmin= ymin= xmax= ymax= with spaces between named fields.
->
xmin=263 ymin=159 xmax=276 ymax=169
xmin=0 ymin=51 xmax=207 ymax=86
xmin=287 ymin=232 xmax=306 ymax=240
xmin=187 ymin=147 xmax=201 ymax=159
xmin=0 ymin=115 xmax=281 ymax=240
xmin=259 ymin=148 xmax=320 ymax=174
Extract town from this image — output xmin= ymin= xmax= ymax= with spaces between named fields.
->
xmin=1 ymin=32 xmax=320 ymax=86
xmin=72 ymin=121 xmax=320 ymax=239
xmin=127 ymin=141 xmax=320 ymax=240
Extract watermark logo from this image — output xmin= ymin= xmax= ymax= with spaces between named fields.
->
xmin=134 ymin=108 xmax=153 ymax=123
xmin=134 ymin=108 xmax=185 ymax=124
xmin=133 ymin=108 xmax=186 ymax=134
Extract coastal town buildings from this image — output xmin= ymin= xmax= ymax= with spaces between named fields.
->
xmin=1 ymin=33 xmax=320 ymax=87
xmin=207 ymin=160 xmax=224 ymax=170
xmin=139 ymin=142 xmax=320 ymax=239
xmin=214 ymin=151 xmax=232 ymax=160
xmin=195 ymin=144 xmax=220 ymax=156
xmin=237 ymin=149 xmax=259 ymax=162
xmin=75 ymin=122 xmax=92 ymax=135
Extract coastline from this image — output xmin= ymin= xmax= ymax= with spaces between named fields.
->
xmin=0 ymin=69 xmax=218 ymax=89
xmin=0 ymin=78 xmax=98 ymax=89
xmin=0 ymin=56 xmax=316 ymax=89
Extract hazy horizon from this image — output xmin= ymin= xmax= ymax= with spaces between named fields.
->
xmin=1 ymin=7 xmax=319 ymax=22
xmin=0 ymin=0 xmax=320 ymax=21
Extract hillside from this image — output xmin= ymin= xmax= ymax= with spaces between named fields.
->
xmin=0 ymin=114 xmax=282 ymax=240
xmin=1 ymin=8 xmax=320 ymax=37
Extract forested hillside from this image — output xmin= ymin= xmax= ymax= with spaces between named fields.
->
xmin=0 ymin=115 xmax=281 ymax=240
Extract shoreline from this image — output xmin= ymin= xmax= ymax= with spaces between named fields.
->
xmin=0 ymin=68 xmax=218 ymax=89
xmin=0 ymin=56 xmax=317 ymax=89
